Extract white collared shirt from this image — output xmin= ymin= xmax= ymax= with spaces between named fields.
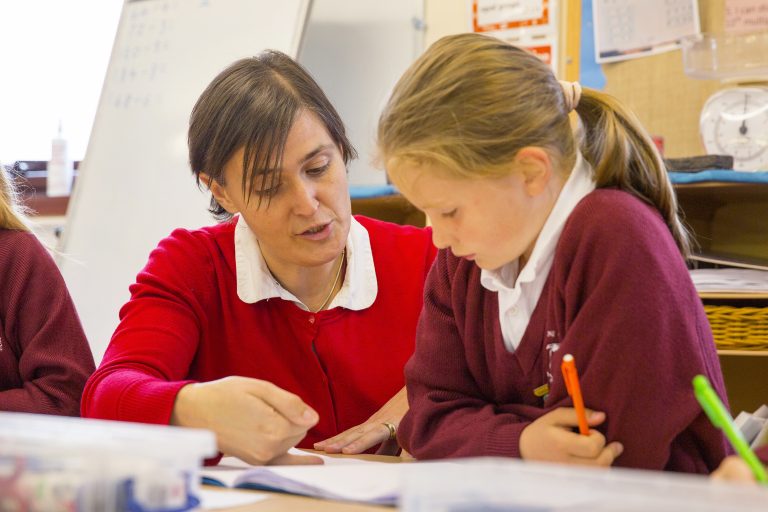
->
xmin=480 ymin=152 xmax=596 ymax=352
xmin=234 ymin=216 xmax=378 ymax=311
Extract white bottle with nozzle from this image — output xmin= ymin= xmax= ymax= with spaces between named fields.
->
xmin=47 ymin=121 xmax=74 ymax=197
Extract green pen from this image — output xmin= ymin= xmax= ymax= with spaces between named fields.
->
xmin=693 ymin=374 xmax=768 ymax=484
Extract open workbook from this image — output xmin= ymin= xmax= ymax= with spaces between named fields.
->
xmin=200 ymin=448 xmax=401 ymax=505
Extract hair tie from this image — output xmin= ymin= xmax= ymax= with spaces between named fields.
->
xmin=558 ymin=80 xmax=582 ymax=112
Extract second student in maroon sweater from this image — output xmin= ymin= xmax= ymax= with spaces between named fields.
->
xmin=376 ymin=33 xmax=730 ymax=473
xmin=0 ymin=164 xmax=94 ymax=416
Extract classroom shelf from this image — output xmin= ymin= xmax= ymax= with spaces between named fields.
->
xmin=9 ymin=163 xmax=78 ymax=217
xmin=676 ymin=176 xmax=768 ymax=415
xmin=699 ymin=292 xmax=768 ymax=300
xmin=717 ymin=350 xmax=768 ymax=357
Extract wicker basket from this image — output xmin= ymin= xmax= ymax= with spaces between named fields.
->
xmin=705 ymin=305 xmax=768 ymax=351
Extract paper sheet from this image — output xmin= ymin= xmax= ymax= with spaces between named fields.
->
xmin=199 ymin=489 xmax=269 ymax=510
xmin=593 ymin=0 xmax=700 ymax=63
xmin=690 ymin=268 xmax=768 ymax=293
xmin=200 ymin=448 xmax=398 ymax=504
xmin=400 ymin=458 xmax=768 ymax=511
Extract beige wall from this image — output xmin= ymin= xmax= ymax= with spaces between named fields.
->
xmin=425 ymin=0 xmax=467 ymax=47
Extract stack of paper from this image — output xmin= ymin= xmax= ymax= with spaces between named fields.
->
xmin=690 ymin=268 xmax=768 ymax=293
xmin=401 ymin=458 xmax=768 ymax=512
xmin=736 ymin=404 xmax=768 ymax=450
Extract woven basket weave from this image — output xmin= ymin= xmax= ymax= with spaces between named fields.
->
xmin=705 ymin=305 xmax=768 ymax=351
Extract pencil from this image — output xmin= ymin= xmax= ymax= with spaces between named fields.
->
xmin=693 ymin=374 xmax=768 ymax=484
xmin=561 ymin=353 xmax=589 ymax=436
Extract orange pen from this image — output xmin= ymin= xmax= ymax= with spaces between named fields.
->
xmin=561 ymin=353 xmax=589 ymax=435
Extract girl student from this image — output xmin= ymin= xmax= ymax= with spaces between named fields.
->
xmin=376 ymin=33 xmax=730 ymax=472
xmin=0 ymin=163 xmax=95 ymax=415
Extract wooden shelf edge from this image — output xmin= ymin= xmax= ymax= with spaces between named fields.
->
xmin=717 ymin=350 xmax=768 ymax=357
xmin=674 ymin=181 xmax=768 ymax=190
xmin=699 ymin=292 xmax=768 ymax=299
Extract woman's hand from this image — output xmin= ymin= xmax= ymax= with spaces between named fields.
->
xmin=712 ymin=455 xmax=758 ymax=483
xmin=314 ymin=387 xmax=408 ymax=455
xmin=519 ymin=407 xmax=623 ymax=466
xmin=171 ymin=376 xmax=322 ymax=465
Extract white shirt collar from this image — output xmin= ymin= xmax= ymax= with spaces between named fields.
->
xmin=234 ymin=216 xmax=378 ymax=311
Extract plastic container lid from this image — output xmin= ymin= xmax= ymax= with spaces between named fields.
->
xmin=681 ymin=31 xmax=768 ymax=82
xmin=0 ymin=412 xmax=217 ymax=461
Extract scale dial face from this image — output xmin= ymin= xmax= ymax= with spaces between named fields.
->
xmin=700 ymin=86 xmax=768 ymax=171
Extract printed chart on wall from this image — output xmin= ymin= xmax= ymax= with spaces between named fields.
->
xmin=470 ymin=0 xmax=560 ymax=72
xmin=592 ymin=0 xmax=700 ymax=63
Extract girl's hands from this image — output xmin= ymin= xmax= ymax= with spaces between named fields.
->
xmin=520 ymin=407 xmax=623 ymax=466
xmin=712 ymin=456 xmax=759 ymax=483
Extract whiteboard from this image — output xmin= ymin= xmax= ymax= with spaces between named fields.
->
xmin=298 ymin=0 xmax=423 ymax=186
xmin=60 ymin=0 xmax=311 ymax=362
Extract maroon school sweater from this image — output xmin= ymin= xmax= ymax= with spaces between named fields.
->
xmin=758 ymin=446 xmax=768 ymax=465
xmin=0 ymin=230 xmax=94 ymax=415
xmin=400 ymin=189 xmax=731 ymax=474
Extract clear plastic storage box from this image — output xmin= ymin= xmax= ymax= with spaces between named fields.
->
xmin=681 ymin=31 xmax=768 ymax=81
xmin=0 ymin=412 xmax=216 ymax=512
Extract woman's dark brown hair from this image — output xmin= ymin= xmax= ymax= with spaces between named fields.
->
xmin=189 ymin=50 xmax=357 ymax=220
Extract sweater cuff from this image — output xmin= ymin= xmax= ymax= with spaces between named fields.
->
xmin=204 ymin=453 xmax=224 ymax=466
xmin=118 ymin=379 xmax=197 ymax=425
xmin=483 ymin=421 xmax=528 ymax=458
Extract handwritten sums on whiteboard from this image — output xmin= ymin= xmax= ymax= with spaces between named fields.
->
xmin=111 ymin=0 xmax=212 ymax=110
xmin=109 ymin=0 xmax=174 ymax=110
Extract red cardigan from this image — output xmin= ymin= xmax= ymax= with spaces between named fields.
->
xmin=399 ymin=189 xmax=730 ymax=473
xmin=81 ymin=216 xmax=436 ymax=447
xmin=0 ymin=230 xmax=94 ymax=415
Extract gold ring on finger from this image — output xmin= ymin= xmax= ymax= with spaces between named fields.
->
xmin=382 ymin=422 xmax=397 ymax=441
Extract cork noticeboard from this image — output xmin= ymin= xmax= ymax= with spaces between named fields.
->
xmin=601 ymin=0 xmax=727 ymax=158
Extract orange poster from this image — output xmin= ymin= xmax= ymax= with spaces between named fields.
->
xmin=472 ymin=0 xmax=550 ymax=32
xmin=470 ymin=0 xmax=559 ymax=70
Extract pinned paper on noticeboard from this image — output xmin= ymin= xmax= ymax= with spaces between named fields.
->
xmin=725 ymin=0 xmax=768 ymax=34
xmin=469 ymin=0 xmax=560 ymax=72
xmin=592 ymin=0 xmax=700 ymax=63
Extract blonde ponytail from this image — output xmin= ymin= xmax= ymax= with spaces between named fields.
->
xmin=575 ymin=90 xmax=690 ymax=256
xmin=0 ymin=164 xmax=30 ymax=231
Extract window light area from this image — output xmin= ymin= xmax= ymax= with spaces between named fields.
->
xmin=0 ymin=1 xmax=122 ymax=164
